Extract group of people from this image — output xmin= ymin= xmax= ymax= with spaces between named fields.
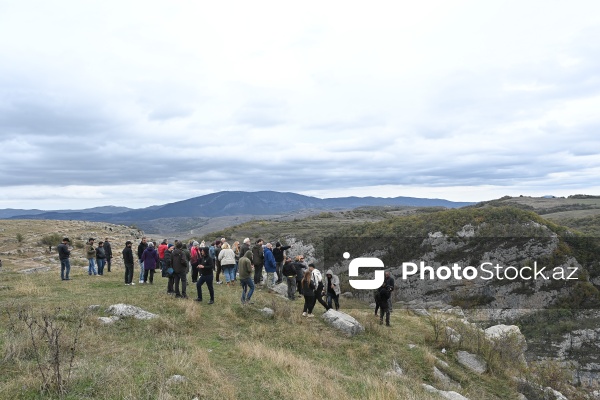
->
xmin=55 ymin=235 xmax=395 ymax=323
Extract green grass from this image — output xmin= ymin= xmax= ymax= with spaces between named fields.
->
xmin=0 ymin=257 xmax=534 ymax=400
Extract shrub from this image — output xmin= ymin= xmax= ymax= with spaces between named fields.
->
xmin=39 ymin=233 xmax=62 ymax=247
xmin=16 ymin=233 xmax=24 ymax=243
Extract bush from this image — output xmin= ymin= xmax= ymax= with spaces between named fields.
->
xmin=39 ymin=233 xmax=62 ymax=247
xmin=16 ymin=233 xmax=24 ymax=243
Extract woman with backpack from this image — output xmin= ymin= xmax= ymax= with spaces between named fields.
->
xmin=218 ymin=242 xmax=236 ymax=286
xmin=301 ymin=270 xmax=316 ymax=317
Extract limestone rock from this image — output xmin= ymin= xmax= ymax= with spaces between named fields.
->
xmin=106 ymin=304 xmax=157 ymax=320
xmin=259 ymin=307 xmax=274 ymax=317
xmin=445 ymin=326 xmax=461 ymax=344
xmin=422 ymin=384 xmax=470 ymax=400
xmin=321 ymin=309 xmax=364 ymax=336
xmin=98 ymin=316 xmax=119 ymax=325
xmin=384 ymin=359 xmax=403 ymax=378
xmin=457 ymin=351 xmax=487 ymax=374
xmin=166 ymin=375 xmax=187 ymax=385
xmin=341 ymin=292 xmax=353 ymax=298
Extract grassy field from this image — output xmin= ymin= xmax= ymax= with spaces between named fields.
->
xmin=0 ymin=219 xmax=547 ymax=400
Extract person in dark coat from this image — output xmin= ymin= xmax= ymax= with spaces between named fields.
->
xmin=163 ymin=244 xmax=174 ymax=293
xmin=137 ymin=237 xmax=148 ymax=284
xmin=376 ymin=284 xmax=393 ymax=326
xmin=122 ymin=241 xmax=135 ymax=285
xmin=172 ymin=242 xmax=188 ymax=298
xmin=103 ymin=238 xmax=113 ymax=272
xmin=252 ymin=239 xmax=265 ymax=285
xmin=141 ymin=242 xmax=159 ymax=284
xmin=96 ymin=241 xmax=107 ymax=275
xmin=195 ymin=247 xmax=215 ymax=304
xmin=282 ymin=257 xmax=297 ymax=300
xmin=273 ymin=242 xmax=291 ymax=284
xmin=57 ymin=237 xmax=71 ymax=281
xmin=293 ymin=256 xmax=306 ymax=295
xmin=301 ymin=270 xmax=316 ymax=317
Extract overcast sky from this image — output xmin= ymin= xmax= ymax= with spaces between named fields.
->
xmin=1 ymin=0 xmax=599 ymax=210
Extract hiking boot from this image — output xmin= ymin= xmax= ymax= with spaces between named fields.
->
xmin=307 ymin=314 xmax=315 ymax=318
xmin=302 ymin=312 xmax=307 ymax=317
xmin=194 ymin=298 xmax=202 ymax=302
xmin=208 ymin=300 xmax=214 ymax=305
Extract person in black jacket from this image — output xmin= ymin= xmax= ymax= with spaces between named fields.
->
xmin=376 ymin=284 xmax=393 ymax=326
xmin=163 ymin=244 xmax=175 ymax=293
xmin=96 ymin=241 xmax=107 ymax=275
xmin=57 ymin=237 xmax=71 ymax=281
xmin=195 ymin=247 xmax=215 ymax=304
xmin=301 ymin=270 xmax=316 ymax=317
xmin=252 ymin=239 xmax=265 ymax=285
xmin=293 ymin=256 xmax=306 ymax=296
xmin=103 ymin=238 xmax=113 ymax=272
xmin=137 ymin=237 xmax=148 ymax=284
xmin=282 ymin=257 xmax=297 ymax=300
xmin=122 ymin=241 xmax=135 ymax=285
xmin=172 ymin=242 xmax=188 ymax=298
xmin=273 ymin=242 xmax=291 ymax=284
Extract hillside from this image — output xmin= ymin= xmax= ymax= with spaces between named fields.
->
xmin=0 ymin=219 xmax=586 ymax=399
xmin=471 ymin=195 xmax=600 ymax=237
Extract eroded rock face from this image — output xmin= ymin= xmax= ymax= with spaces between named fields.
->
xmin=106 ymin=304 xmax=157 ymax=320
xmin=422 ymin=384 xmax=470 ymax=400
xmin=321 ymin=310 xmax=364 ymax=336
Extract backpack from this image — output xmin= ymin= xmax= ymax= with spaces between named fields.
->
xmin=209 ymin=245 xmax=215 ymax=260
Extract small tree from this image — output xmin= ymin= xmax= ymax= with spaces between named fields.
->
xmin=16 ymin=233 xmax=24 ymax=244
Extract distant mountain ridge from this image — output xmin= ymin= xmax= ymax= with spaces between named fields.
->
xmin=3 ymin=191 xmax=474 ymax=222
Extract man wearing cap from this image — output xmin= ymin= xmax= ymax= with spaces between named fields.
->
xmin=57 ymin=237 xmax=71 ymax=281
xmin=123 ymin=241 xmax=135 ymax=285
xmin=85 ymin=238 xmax=97 ymax=276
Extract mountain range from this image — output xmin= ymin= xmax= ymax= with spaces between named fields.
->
xmin=1 ymin=191 xmax=473 ymax=223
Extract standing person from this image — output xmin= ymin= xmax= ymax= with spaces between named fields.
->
xmin=376 ymin=284 xmax=392 ymax=326
xmin=282 ymin=257 xmax=297 ymax=300
xmin=218 ymin=242 xmax=236 ymax=286
xmin=324 ymin=269 xmax=341 ymax=311
xmin=301 ymin=270 xmax=316 ymax=317
xmin=252 ymin=239 xmax=264 ymax=285
xmin=263 ymin=242 xmax=277 ymax=289
xmin=232 ymin=240 xmax=240 ymax=283
xmin=172 ymin=242 xmax=188 ymax=298
xmin=240 ymin=238 xmax=251 ymax=257
xmin=158 ymin=239 xmax=168 ymax=273
xmin=294 ymin=256 xmax=306 ymax=296
xmin=141 ymin=242 xmax=159 ymax=284
xmin=163 ymin=244 xmax=174 ymax=294
xmin=190 ymin=241 xmax=201 ymax=283
xmin=308 ymin=263 xmax=329 ymax=311
xmin=57 ymin=237 xmax=71 ymax=281
xmin=122 ymin=241 xmax=135 ymax=285
xmin=214 ymin=240 xmax=223 ymax=284
xmin=238 ymin=250 xmax=254 ymax=305
xmin=273 ymin=242 xmax=291 ymax=284
xmin=137 ymin=237 xmax=148 ymax=284
xmin=103 ymin=238 xmax=113 ymax=272
xmin=85 ymin=238 xmax=97 ymax=276
xmin=96 ymin=241 xmax=107 ymax=275
xmin=195 ymin=247 xmax=215 ymax=304
xmin=384 ymin=271 xmax=395 ymax=312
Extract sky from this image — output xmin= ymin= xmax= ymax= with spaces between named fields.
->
xmin=1 ymin=0 xmax=600 ymax=210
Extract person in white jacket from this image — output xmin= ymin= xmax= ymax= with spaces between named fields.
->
xmin=324 ymin=269 xmax=341 ymax=310
xmin=218 ymin=242 xmax=237 ymax=286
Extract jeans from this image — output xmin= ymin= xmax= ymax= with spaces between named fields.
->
xmin=88 ymin=258 xmax=97 ymax=275
xmin=286 ymin=276 xmax=296 ymax=300
xmin=327 ymin=292 xmax=340 ymax=310
xmin=196 ymin=274 xmax=214 ymax=301
xmin=97 ymin=258 xmax=106 ymax=275
xmin=233 ymin=261 xmax=238 ymax=281
xmin=191 ymin=264 xmax=199 ymax=282
xmin=124 ymin=263 xmax=134 ymax=284
xmin=138 ymin=259 xmax=144 ymax=282
xmin=60 ymin=258 xmax=70 ymax=280
xmin=275 ymin=261 xmax=283 ymax=283
xmin=240 ymin=277 xmax=254 ymax=303
xmin=266 ymin=272 xmax=275 ymax=288
xmin=222 ymin=265 xmax=235 ymax=283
